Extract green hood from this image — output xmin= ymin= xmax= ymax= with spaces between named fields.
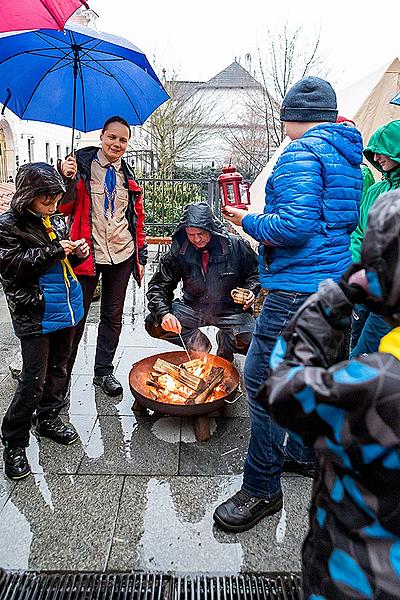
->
xmin=364 ymin=120 xmax=400 ymax=174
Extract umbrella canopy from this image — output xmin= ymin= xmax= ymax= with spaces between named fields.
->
xmin=0 ymin=0 xmax=89 ymax=33
xmin=0 ymin=24 xmax=169 ymax=143
xmin=390 ymin=91 xmax=400 ymax=106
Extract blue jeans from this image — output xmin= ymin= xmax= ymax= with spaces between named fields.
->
xmin=242 ymin=290 xmax=316 ymax=499
xmin=350 ymin=304 xmax=391 ymax=357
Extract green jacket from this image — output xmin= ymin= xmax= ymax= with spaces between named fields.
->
xmin=351 ymin=120 xmax=400 ymax=262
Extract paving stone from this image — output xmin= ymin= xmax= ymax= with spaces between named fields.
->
xmin=0 ymin=474 xmax=124 ymax=571
xmin=0 ymin=416 xmax=97 ymax=475
xmin=0 ymin=473 xmax=15 ymax=512
xmin=77 ymin=415 xmax=180 ymax=476
xmin=179 ymin=418 xmax=250 ymax=476
xmin=108 ymin=474 xmax=310 ymax=574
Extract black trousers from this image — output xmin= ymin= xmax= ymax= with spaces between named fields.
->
xmin=145 ymin=299 xmax=255 ymax=360
xmin=1 ymin=327 xmax=75 ymax=448
xmin=66 ymin=258 xmax=133 ymax=383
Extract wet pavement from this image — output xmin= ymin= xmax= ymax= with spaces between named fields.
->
xmin=0 ymin=248 xmax=312 ymax=575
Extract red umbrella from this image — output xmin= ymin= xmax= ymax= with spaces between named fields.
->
xmin=0 ymin=0 xmax=89 ymax=33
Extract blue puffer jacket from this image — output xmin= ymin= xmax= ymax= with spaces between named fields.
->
xmin=38 ymin=261 xmax=83 ymax=335
xmin=242 ymin=124 xmax=363 ymax=292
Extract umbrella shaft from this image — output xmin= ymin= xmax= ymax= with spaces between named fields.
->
xmin=70 ymin=48 xmax=79 ymax=153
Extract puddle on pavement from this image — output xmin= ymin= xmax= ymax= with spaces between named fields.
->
xmin=136 ymin=478 xmax=244 ymax=573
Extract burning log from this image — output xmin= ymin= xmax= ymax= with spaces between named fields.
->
xmin=147 ymin=356 xmax=226 ymax=406
xmin=153 ymin=358 xmax=203 ymax=392
xmin=192 ymin=367 xmax=224 ymax=404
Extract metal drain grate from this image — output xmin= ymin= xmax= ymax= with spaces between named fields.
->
xmin=170 ymin=575 xmax=302 ymax=600
xmin=0 ymin=572 xmax=165 ymax=600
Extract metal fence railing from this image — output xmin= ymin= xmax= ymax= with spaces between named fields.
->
xmin=138 ymin=177 xmax=220 ymax=238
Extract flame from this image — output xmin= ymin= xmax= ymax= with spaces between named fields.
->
xmin=148 ymin=357 xmax=227 ymax=405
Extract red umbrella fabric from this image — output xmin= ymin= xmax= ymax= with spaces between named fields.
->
xmin=0 ymin=0 xmax=89 ymax=33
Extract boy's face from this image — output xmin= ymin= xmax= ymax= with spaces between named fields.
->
xmin=373 ymin=153 xmax=399 ymax=172
xmin=30 ymin=193 xmax=62 ymax=216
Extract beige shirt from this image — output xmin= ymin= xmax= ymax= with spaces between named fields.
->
xmin=90 ymin=149 xmax=135 ymax=265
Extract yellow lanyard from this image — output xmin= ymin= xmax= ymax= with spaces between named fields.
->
xmin=42 ymin=216 xmax=77 ymax=289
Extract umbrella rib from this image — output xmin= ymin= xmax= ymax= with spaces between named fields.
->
xmin=86 ymin=56 xmax=143 ymax=123
xmin=19 ymin=55 xmax=71 ymax=120
xmin=0 ymin=47 xmax=70 ymax=66
xmin=77 ymin=57 xmax=88 ymax=133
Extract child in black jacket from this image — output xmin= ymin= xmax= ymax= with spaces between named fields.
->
xmin=0 ymin=163 xmax=89 ymax=480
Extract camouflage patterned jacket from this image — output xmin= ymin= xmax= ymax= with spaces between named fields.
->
xmin=257 ymin=281 xmax=400 ymax=600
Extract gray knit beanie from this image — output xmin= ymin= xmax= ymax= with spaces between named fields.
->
xmin=280 ymin=76 xmax=338 ymax=123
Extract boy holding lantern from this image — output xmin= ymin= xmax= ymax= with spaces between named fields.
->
xmin=214 ymin=76 xmax=363 ymax=532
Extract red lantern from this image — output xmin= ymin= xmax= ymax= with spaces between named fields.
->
xmin=217 ymin=162 xmax=251 ymax=211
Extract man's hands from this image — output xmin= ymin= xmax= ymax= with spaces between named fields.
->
xmin=60 ymin=238 xmax=90 ymax=258
xmin=222 ymin=206 xmax=247 ymax=227
xmin=161 ymin=313 xmax=182 ymax=334
xmin=61 ymin=155 xmax=78 ymax=179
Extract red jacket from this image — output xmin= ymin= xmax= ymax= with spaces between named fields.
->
xmin=59 ymin=147 xmax=147 ymax=285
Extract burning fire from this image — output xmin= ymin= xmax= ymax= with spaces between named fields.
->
xmin=148 ymin=356 xmax=227 ymax=405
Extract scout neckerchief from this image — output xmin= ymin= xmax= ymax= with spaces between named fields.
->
xmin=104 ymin=165 xmax=116 ymax=218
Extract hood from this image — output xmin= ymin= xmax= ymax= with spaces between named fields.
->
xmin=363 ymin=120 xmax=400 ymax=174
xmin=302 ymin=122 xmax=363 ymax=166
xmin=11 ymin=162 xmax=66 ymax=214
xmin=76 ymin=146 xmax=100 ymax=172
xmin=172 ymin=202 xmax=228 ymax=245
xmin=360 ymin=190 xmax=400 ymax=322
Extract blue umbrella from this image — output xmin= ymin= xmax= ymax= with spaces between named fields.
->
xmin=390 ymin=92 xmax=400 ymax=106
xmin=0 ymin=24 xmax=169 ymax=148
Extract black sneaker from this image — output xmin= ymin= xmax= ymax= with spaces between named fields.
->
xmin=213 ymin=489 xmax=283 ymax=532
xmin=283 ymin=459 xmax=317 ymax=479
xmin=93 ymin=374 xmax=123 ymax=396
xmin=3 ymin=447 xmax=31 ymax=480
xmin=35 ymin=416 xmax=78 ymax=445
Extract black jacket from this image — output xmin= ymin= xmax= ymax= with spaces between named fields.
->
xmin=147 ymin=202 xmax=260 ymax=321
xmin=0 ymin=210 xmax=73 ymax=338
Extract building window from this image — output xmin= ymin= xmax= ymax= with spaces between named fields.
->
xmin=45 ymin=142 xmax=50 ymax=163
xmin=27 ymin=138 xmax=34 ymax=162
xmin=56 ymin=144 xmax=61 ymax=160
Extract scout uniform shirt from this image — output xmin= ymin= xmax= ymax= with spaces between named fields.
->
xmin=90 ymin=149 xmax=135 ymax=265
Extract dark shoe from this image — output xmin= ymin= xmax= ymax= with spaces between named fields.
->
xmin=283 ymin=459 xmax=317 ymax=479
xmin=93 ymin=374 xmax=123 ymax=396
xmin=3 ymin=447 xmax=31 ymax=480
xmin=35 ymin=416 xmax=78 ymax=445
xmin=213 ymin=489 xmax=283 ymax=532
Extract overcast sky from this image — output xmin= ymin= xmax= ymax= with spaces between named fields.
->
xmin=90 ymin=0 xmax=399 ymax=90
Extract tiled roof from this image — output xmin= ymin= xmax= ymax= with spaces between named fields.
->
xmin=205 ymin=61 xmax=262 ymax=89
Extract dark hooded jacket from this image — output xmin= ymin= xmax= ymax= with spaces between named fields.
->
xmin=257 ymin=191 xmax=400 ymax=599
xmin=146 ymin=202 xmax=260 ymax=321
xmin=0 ymin=163 xmax=83 ymax=338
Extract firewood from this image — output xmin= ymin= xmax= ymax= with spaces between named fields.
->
xmin=182 ymin=358 xmax=204 ymax=371
xmin=152 ymin=358 xmax=203 ymax=391
xmin=193 ymin=367 xmax=224 ymax=404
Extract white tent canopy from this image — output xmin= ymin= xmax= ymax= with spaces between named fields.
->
xmin=247 ymin=58 xmax=400 ymax=216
